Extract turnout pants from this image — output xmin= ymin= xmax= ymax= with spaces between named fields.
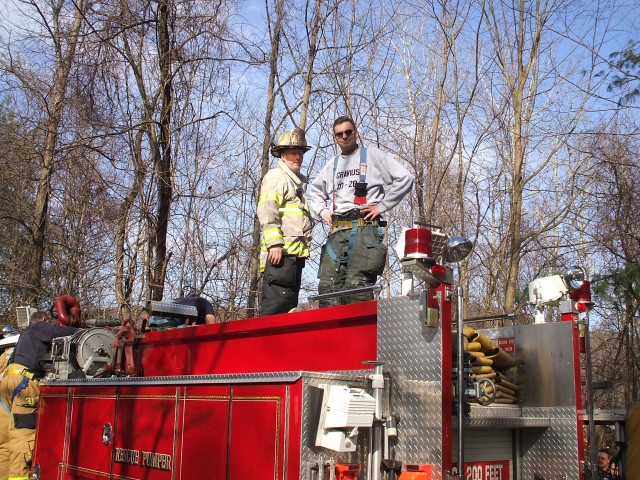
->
xmin=0 ymin=364 xmax=40 ymax=480
xmin=0 ymin=408 xmax=10 ymax=480
xmin=0 ymin=349 xmax=11 ymax=479
xmin=260 ymin=256 xmax=305 ymax=316
xmin=317 ymin=223 xmax=387 ymax=306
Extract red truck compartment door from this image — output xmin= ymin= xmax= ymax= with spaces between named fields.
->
xmin=176 ymin=384 xmax=231 ymax=480
xmin=227 ymin=384 xmax=295 ymax=479
xmin=112 ymin=385 xmax=185 ymax=480
xmin=35 ymin=386 xmax=118 ymax=479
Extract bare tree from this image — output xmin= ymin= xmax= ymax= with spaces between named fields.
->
xmin=0 ymin=0 xmax=92 ymax=305
xmin=73 ymin=0 xmax=239 ymax=313
xmin=478 ymin=0 xmax=601 ymax=312
xmin=580 ymin=122 xmax=640 ymax=406
xmin=0 ymin=104 xmax=41 ymax=318
xmin=146 ymin=0 xmax=175 ymax=301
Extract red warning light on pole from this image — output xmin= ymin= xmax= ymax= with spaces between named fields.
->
xmin=430 ymin=264 xmax=446 ymax=277
xmin=569 ymin=280 xmax=593 ymax=312
xmin=575 ymin=301 xmax=588 ymax=313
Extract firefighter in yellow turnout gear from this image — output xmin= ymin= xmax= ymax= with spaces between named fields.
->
xmin=0 ymin=312 xmax=78 ymax=480
xmin=257 ymin=127 xmax=313 ymax=315
xmin=0 ymin=347 xmax=15 ymax=480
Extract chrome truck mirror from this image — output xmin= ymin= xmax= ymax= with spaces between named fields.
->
xmin=444 ymin=236 xmax=473 ymax=263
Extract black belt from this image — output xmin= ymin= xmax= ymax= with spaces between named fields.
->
xmin=329 ymin=218 xmax=387 ymax=236
xmin=333 ymin=209 xmax=364 ymax=221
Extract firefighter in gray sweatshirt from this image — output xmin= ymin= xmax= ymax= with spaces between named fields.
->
xmin=310 ymin=116 xmax=413 ymax=306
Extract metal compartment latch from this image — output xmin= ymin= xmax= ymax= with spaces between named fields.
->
xmin=102 ymin=423 xmax=112 ymax=446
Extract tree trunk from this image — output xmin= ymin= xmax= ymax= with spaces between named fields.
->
xmin=299 ymin=0 xmax=322 ymax=130
xmin=115 ymin=131 xmax=148 ymax=319
xmin=26 ymin=0 xmax=88 ymax=305
xmin=150 ymin=0 xmax=174 ymax=301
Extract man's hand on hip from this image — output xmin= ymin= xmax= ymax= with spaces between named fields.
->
xmin=323 ymin=211 xmax=333 ymax=227
xmin=360 ymin=204 xmax=382 ymax=221
xmin=267 ymin=246 xmax=283 ymax=265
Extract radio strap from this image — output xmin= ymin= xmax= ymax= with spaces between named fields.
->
xmin=332 ymin=147 xmax=367 ymax=209
xmin=325 ymin=223 xmax=360 ymax=266
xmin=11 ymin=376 xmax=30 ymax=402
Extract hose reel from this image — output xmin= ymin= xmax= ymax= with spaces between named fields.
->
xmin=51 ymin=327 xmax=116 ymax=379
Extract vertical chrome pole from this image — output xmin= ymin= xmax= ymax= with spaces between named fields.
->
xmin=368 ymin=361 xmax=385 ymax=480
xmin=456 ymin=286 xmax=465 ymax=480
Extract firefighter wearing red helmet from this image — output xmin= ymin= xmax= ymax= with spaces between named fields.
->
xmin=257 ymin=127 xmax=313 ymax=315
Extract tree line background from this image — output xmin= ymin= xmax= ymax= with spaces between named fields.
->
xmin=0 ymin=0 xmax=639 ymax=412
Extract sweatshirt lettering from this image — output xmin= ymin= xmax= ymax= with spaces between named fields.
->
xmin=336 ymin=169 xmax=360 ymax=179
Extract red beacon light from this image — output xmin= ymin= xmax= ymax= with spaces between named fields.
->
xmin=568 ymin=280 xmax=593 ymax=313
xmin=430 ymin=264 xmax=446 ymax=277
xmin=398 ymin=229 xmax=472 ymax=293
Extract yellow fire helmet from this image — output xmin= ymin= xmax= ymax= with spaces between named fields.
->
xmin=270 ymin=127 xmax=311 ymax=158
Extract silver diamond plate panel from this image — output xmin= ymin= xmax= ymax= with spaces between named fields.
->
xmin=520 ymin=407 xmax=580 ymax=478
xmin=299 ymin=372 xmax=372 ymax=478
xmin=378 ymin=296 xmax=445 ymax=473
xmin=467 ymin=404 xmax=553 ymax=428
xmin=469 ymin=405 xmax=522 ymax=419
xmin=378 ymin=296 xmax=442 ymax=383
xmin=431 ymin=230 xmax=448 ymax=262
xmin=146 ymin=300 xmax=198 ymax=316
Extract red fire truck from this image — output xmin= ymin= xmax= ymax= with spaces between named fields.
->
xmin=28 ymin=227 xmax=609 ymax=480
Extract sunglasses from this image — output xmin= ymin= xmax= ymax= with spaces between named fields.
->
xmin=334 ymin=129 xmax=354 ymax=139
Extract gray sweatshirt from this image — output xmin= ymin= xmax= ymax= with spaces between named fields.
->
xmin=310 ymin=145 xmax=414 ymax=218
